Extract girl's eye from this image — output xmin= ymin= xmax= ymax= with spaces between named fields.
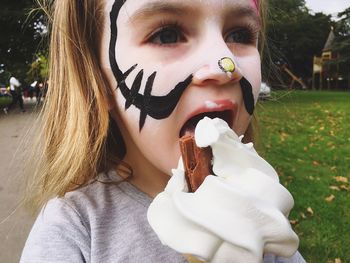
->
xmin=149 ymin=26 xmax=184 ymax=45
xmin=226 ymin=27 xmax=257 ymax=44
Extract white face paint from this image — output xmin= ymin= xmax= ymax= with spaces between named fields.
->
xmin=100 ymin=0 xmax=262 ymax=189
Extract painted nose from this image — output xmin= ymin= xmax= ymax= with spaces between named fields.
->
xmin=192 ymin=56 xmax=243 ymax=86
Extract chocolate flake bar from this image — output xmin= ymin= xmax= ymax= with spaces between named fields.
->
xmin=179 ymin=134 xmax=213 ymax=192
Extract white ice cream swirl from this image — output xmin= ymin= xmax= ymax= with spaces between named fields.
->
xmin=147 ymin=117 xmax=299 ymax=262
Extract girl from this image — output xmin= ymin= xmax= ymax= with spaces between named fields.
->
xmin=21 ymin=0 xmax=305 ymax=262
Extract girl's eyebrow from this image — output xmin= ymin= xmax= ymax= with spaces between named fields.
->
xmin=128 ymin=2 xmax=195 ymax=24
xmin=128 ymin=1 xmax=260 ymax=25
xmin=225 ymin=6 xmax=261 ymax=25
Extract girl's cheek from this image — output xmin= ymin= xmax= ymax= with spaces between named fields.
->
xmin=238 ymin=53 xmax=261 ymax=101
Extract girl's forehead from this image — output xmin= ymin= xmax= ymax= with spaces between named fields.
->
xmin=112 ymin=0 xmax=259 ymax=15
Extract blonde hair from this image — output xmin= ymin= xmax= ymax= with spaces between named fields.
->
xmin=243 ymin=0 xmax=268 ymax=145
xmin=27 ymin=0 xmax=123 ymax=211
xmin=27 ymin=0 xmax=268 ymax=212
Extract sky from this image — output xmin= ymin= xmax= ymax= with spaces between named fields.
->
xmin=305 ymin=0 xmax=350 ymax=17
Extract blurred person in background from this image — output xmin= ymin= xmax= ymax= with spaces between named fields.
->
xmin=3 ymin=76 xmax=25 ymax=114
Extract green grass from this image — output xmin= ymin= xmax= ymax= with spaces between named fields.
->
xmin=256 ymin=91 xmax=350 ymax=263
xmin=0 ymin=96 xmax=11 ymax=108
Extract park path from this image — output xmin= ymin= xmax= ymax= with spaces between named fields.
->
xmin=0 ymin=100 xmax=40 ymax=263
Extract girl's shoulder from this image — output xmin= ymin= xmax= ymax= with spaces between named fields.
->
xmin=39 ymin=172 xmax=153 ymax=235
xmin=264 ymin=252 xmax=306 ymax=263
xmin=21 ymin=173 xmax=186 ymax=263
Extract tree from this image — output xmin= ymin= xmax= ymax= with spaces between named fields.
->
xmin=27 ymin=53 xmax=48 ymax=81
xmin=265 ymin=0 xmax=333 ymax=86
xmin=332 ymin=8 xmax=350 ymax=75
xmin=0 ymin=0 xmax=47 ymax=84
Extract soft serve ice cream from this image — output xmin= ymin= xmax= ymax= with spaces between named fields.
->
xmin=147 ymin=117 xmax=299 ymax=262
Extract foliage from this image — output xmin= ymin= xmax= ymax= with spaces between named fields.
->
xmin=27 ymin=53 xmax=49 ymax=81
xmin=332 ymin=8 xmax=350 ymax=75
xmin=0 ymin=96 xmax=12 ymax=108
xmin=0 ymin=0 xmax=47 ymax=84
xmin=266 ymin=0 xmax=333 ymax=81
xmin=257 ymin=91 xmax=350 ymax=262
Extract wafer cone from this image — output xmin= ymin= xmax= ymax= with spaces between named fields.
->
xmin=184 ymin=254 xmax=205 ymax=263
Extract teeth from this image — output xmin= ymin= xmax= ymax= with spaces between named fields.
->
xmin=205 ymin=101 xmax=220 ymax=109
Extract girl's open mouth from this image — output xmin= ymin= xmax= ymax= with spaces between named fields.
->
xmin=179 ymin=108 xmax=234 ymax=138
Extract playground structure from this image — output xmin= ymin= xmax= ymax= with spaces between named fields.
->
xmin=276 ymin=28 xmax=349 ymax=91
xmin=312 ymin=28 xmax=349 ymax=90
xmin=281 ymin=64 xmax=307 ymax=90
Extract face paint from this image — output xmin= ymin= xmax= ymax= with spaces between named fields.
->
xmin=217 ymin=57 xmax=255 ymax=113
xmin=239 ymin=78 xmax=255 ymax=115
xmin=109 ymin=0 xmax=255 ymax=132
xmin=109 ymin=1 xmax=193 ymax=131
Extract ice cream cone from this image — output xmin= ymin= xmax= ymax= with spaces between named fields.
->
xmin=184 ymin=254 xmax=205 ymax=263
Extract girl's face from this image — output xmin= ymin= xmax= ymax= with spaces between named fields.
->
xmin=100 ymin=0 xmax=261 ymax=177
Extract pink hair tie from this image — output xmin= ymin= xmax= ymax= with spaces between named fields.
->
xmin=252 ymin=0 xmax=259 ymax=15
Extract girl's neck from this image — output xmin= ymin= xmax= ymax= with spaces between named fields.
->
xmin=112 ymin=112 xmax=171 ymax=198
xmin=122 ymin=151 xmax=170 ymax=199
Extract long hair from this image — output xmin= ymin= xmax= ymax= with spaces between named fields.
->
xmin=242 ymin=0 xmax=268 ymax=145
xmin=27 ymin=0 xmax=268 ymax=212
xmin=26 ymin=0 xmax=124 ymax=212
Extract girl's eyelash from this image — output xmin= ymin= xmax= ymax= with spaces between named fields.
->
xmin=146 ymin=21 xmax=186 ymax=45
xmin=145 ymin=21 xmax=260 ymax=46
xmin=226 ymin=24 xmax=260 ymax=44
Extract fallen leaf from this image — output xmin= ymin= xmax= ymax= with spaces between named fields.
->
xmin=303 ymin=147 xmax=308 ymax=152
xmin=335 ymin=258 xmax=342 ymax=263
xmin=329 ymin=186 xmax=340 ymax=191
xmin=334 ymin=176 xmax=348 ymax=183
xmin=312 ymin=161 xmax=320 ymax=166
xmin=325 ymin=195 xmax=335 ymax=202
xmin=290 ymin=219 xmax=298 ymax=225
xmin=340 ymin=185 xmax=350 ymax=191
xmin=300 ymin=212 xmax=306 ymax=219
xmin=307 ymin=207 xmax=314 ymax=215
xmin=330 ymin=166 xmax=337 ymax=171
xmin=279 ymin=132 xmax=289 ymax=142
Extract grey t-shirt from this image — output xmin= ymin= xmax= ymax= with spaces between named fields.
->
xmin=21 ymin=173 xmax=305 ymax=263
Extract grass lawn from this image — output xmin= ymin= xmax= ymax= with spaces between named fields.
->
xmin=0 ymin=96 xmax=11 ymax=108
xmin=256 ymin=90 xmax=350 ymax=263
